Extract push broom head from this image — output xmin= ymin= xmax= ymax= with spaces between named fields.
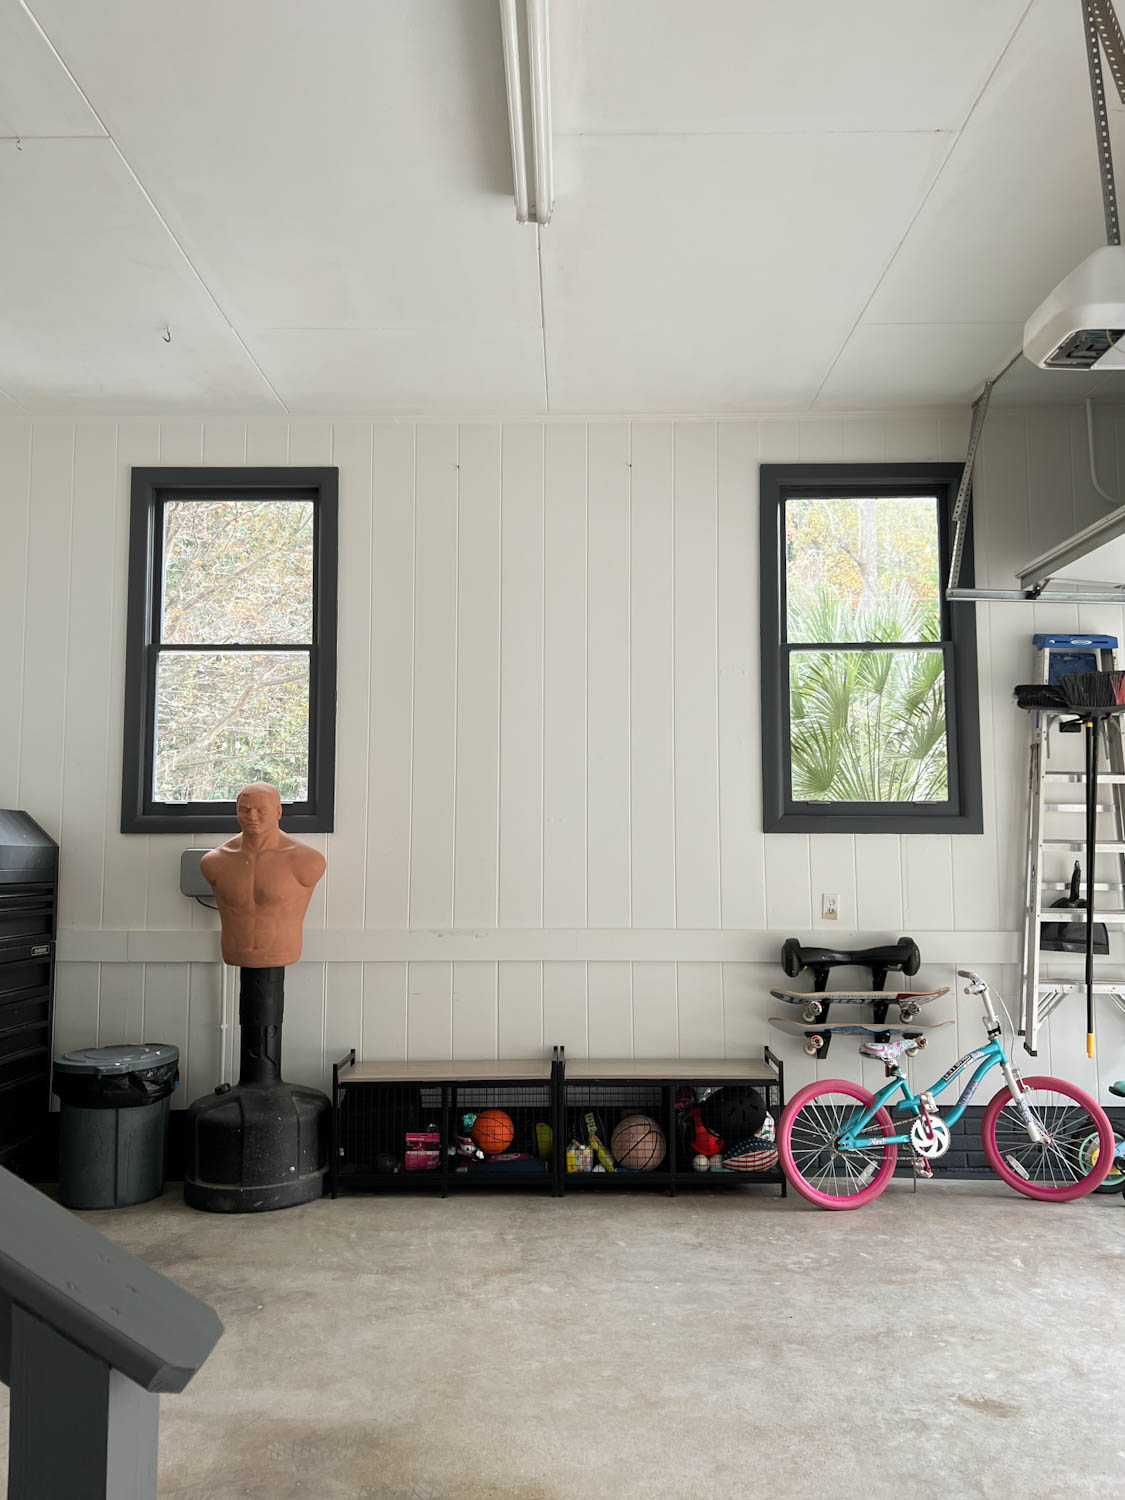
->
xmin=1014 ymin=670 xmax=1125 ymax=712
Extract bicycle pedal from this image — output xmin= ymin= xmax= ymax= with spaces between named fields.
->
xmin=910 ymin=1154 xmax=934 ymax=1179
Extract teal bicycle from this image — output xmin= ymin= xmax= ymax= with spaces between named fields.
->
xmin=778 ymin=971 xmax=1116 ymax=1209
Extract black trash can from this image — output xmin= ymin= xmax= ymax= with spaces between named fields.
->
xmin=53 ymin=1044 xmax=180 ymax=1209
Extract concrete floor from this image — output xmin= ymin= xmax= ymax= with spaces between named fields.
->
xmin=2 ymin=1183 xmax=1124 ymax=1500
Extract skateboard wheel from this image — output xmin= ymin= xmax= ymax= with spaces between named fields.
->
xmin=801 ymin=1006 xmax=822 ymax=1023
xmin=899 ymin=1005 xmax=919 ymax=1022
xmin=906 ymin=1045 xmax=920 ymax=1058
xmin=803 ymin=1035 xmax=823 ymax=1056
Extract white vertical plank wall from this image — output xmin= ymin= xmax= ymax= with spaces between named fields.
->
xmin=586 ymin=422 xmax=632 ymax=927
xmin=498 ymin=424 xmax=545 ymax=927
xmin=454 ymin=424 xmax=502 ymax=928
xmin=542 ymin=424 xmax=587 ymax=928
xmin=365 ymin=424 xmax=415 ymax=930
xmin=3 ymin=409 xmax=1124 ymax=1104
xmin=409 ymin=424 xmax=458 ymax=930
xmin=630 ymin=421 xmax=676 ymax=930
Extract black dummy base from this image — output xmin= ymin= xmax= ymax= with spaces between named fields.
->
xmin=184 ymin=966 xmax=330 ymax=1213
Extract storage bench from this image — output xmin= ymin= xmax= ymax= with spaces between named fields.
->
xmin=331 ymin=1051 xmax=561 ymax=1196
xmin=331 ymin=1046 xmax=785 ymax=1197
xmin=558 ymin=1049 xmax=785 ymax=1195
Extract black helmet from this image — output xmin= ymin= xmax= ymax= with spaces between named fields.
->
xmin=702 ymin=1088 xmax=767 ymax=1143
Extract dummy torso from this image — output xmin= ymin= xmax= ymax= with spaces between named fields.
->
xmin=200 ymin=783 xmax=325 ymax=968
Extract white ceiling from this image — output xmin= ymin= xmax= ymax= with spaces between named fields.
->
xmin=3 ymin=0 xmax=1125 ymax=414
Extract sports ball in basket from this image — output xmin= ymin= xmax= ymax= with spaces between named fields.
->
xmin=722 ymin=1111 xmax=778 ymax=1173
xmin=692 ymin=1153 xmax=710 ymax=1172
xmin=470 ymin=1108 xmax=515 ymax=1155
xmin=610 ymin=1113 xmax=666 ymax=1171
xmin=704 ymin=1089 xmax=767 ymax=1144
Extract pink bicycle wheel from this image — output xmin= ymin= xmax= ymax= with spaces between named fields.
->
xmin=982 ymin=1075 xmax=1115 ymax=1201
xmin=779 ymin=1079 xmax=898 ymax=1210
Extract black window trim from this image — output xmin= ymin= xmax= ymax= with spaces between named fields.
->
xmin=121 ymin=466 xmax=338 ymax=834
xmin=760 ymin=462 xmax=982 ymax=835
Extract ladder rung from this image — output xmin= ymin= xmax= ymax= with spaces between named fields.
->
xmin=1044 ymin=803 xmax=1112 ymax=811
xmin=1043 ymin=772 xmax=1125 ymax=783
xmin=1043 ymin=881 xmax=1124 ymax=890
xmin=1037 ymin=909 xmax=1125 ymax=921
xmin=1042 ymin=839 xmax=1125 ymax=852
xmin=1035 ymin=981 xmax=1125 ymax=992
xmin=1035 ymin=708 xmax=1125 ymax=719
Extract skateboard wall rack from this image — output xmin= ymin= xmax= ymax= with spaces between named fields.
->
xmin=777 ymin=937 xmax=926 ymax=1059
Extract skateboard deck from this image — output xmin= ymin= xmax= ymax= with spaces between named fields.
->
xmin=768 ymin=1015 xmax=952 ymax=1058
xmin=770 ymin=987 xmax=948 ymax=1023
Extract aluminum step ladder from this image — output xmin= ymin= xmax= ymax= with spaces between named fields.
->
xmin=1020 ymin=634 xmax=1125 ymax=1053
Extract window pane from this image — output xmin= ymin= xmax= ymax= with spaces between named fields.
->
xmin=154 ymin=651 xmax=309 ymax=803
xmin=785 ymin=497 xmax=941 ymax=644
xmin=789 ymin=649 xmax=948 ymax=803
xmin=162 ymin=500 xmax=314 ymax=644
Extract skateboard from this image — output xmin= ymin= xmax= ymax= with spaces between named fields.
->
xmin=770 ymin=986 xmax=949 ymax=1025
xmin=768 ymin=1016 xmax=953 ymax=1059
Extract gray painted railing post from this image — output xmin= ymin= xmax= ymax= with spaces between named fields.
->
xmin=0 ymin=1167 xmax=222 ymax=1500
xmin=9 ymin=1309 xmax=159 ymax=1497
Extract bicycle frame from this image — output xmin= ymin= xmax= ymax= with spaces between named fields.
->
xmin=835 ymin=970 xmax=1052 ymax=1150
xmin=839 ymin=1040 xmax=1005 ymax=1150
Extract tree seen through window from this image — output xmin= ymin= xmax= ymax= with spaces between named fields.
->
xmin=153 ymin=499 xmax=314 ymax=803
xmin=785 ymin=496 xmax=947 ymax=805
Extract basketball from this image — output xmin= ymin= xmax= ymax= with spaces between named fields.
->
xmin=611 ymin=1113 xmax=666 ymax=1170
xmin=470 ymin=1108 xmax=515 ymax=1155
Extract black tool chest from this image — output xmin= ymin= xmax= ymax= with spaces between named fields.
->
xmin=0 ymin=811 xmax=58 ymax=1167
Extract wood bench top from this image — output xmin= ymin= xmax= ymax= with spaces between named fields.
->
xmin=337 ymin=1056 xmax=777 ymax=1085
xmin=338 ymin=1058 xmax=554 ymax=1084
xmin=563 ymin=1058 xmax=777 ymax=1082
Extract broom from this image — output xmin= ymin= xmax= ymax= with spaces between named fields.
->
xmin=1014 ymin=669 xmax=1125 ymax=1058
xmin=1013 ymin=671 xmax=1125 ymax=711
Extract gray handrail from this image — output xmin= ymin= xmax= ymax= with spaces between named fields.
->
xmin=1 ymin=1167 xmax=222 ymax=1498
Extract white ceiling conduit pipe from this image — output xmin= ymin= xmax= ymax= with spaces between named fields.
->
xmin=499 ymin=0 xmax=555 ymax=224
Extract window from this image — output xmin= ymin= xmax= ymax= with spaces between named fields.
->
xmin=760 ymin=463 xmax=981 ymax=834
xmin=122 ymin=467 xmax=338 ymax=834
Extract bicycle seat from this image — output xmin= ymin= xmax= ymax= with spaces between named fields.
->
xmin=858 ymin=1037 xmax=911 ymax=1064
xmin=782 ymin=936 xmax=921 ymax=982
xmin=1111 ymin=1081 xmax=1125 ymax=1099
